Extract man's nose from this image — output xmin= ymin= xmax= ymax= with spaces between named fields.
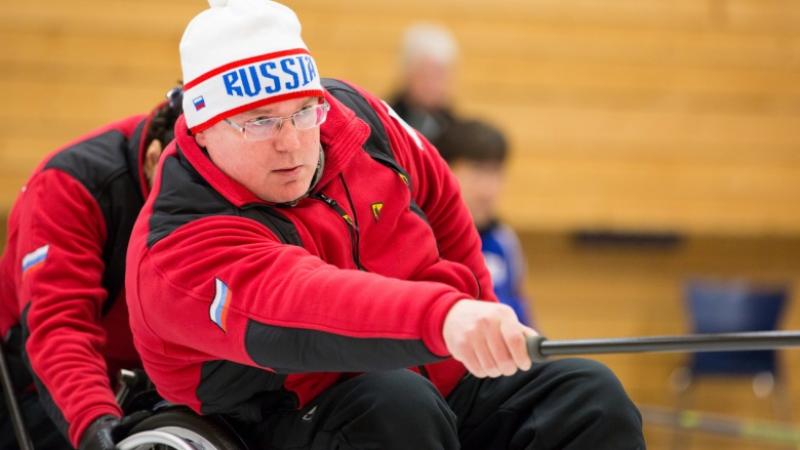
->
xmin=272 ymin=120 xmax=301 ymax=152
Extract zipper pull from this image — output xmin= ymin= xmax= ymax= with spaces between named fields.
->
xmin=314 ymin=194 xmax=354 ymax=227
xmin=314 ymin=192 xmax=334 ymax=206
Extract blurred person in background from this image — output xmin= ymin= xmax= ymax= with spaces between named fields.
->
xmin=0 ymin=87 xmax=182 ymax=450
xmin=436 ymin=118 xmax=533 ymax=326
xmin=389 ymin=23 xmax=458 ymax=143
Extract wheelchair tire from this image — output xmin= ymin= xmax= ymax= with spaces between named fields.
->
xmin=127 ymin=407 xmax=246 ymax=450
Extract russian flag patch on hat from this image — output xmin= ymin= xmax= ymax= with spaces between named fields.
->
xmin=193 ymin=96 xmax=206 ymax=111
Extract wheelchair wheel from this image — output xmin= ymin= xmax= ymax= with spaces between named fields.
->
xmin=119 ymin=407 xmax=246 ymax=450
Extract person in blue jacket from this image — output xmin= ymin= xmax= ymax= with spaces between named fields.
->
xmin=435 ymin=118 xmax=532 ymax=326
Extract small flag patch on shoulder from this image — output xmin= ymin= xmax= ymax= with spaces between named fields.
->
xmin=22 ymin=245 xmax=49 ymax=274
xmin=209 ymin=278 xmax=232 ymax=332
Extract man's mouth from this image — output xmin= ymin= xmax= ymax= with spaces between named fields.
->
xmin=273 ymin=165 xmax=302 ymax=175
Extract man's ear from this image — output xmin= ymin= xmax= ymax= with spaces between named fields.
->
xmin=195 ymin=130 xmax=208 ymax=147
xmin=143 ymin=140 xmax=163 ymax=185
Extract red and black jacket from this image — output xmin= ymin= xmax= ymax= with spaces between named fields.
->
xmin=126 ymin=80 xmax=496 ymax=423
xmin=0 ymin=114 xmax=154 ymax=446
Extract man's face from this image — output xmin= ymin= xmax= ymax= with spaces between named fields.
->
xmin=449 ymin=159 xmax=505 ymax=229
xmin=196 ymin=97 xmax=322 ymax=203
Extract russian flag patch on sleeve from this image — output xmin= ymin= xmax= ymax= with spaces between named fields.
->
xmin=209 ymin=278 xmax=232 ymax=332
xmin=21 ymin=245 xmax=49 ymax=276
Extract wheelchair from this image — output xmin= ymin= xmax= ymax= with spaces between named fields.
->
xmin=114 ymin=370 xmax=248 ymax=450
xmin=0 ymin=358 xmax=248 ymax=450
xmin=117 ymin=407 xmax=245 ymax=450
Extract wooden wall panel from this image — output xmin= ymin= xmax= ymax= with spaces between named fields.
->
xmin=2 ymin=2 xmax=800 ymax=448
xmin=2 ymin=0 xmax=798 ymax=234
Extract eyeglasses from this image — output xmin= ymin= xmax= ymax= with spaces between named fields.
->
xmin=224 ymin=102 xmax=330 ymax=141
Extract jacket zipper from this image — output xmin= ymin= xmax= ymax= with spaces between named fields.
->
xmin=315 ymin=178 xmax=431 ymax=380
xmin=338 ymin=175 xmax=366 ymax=269
xmin=312 ymin=192 xmax=364 ymax=271
xmin=339 ymin=175 xmax=432 ymax=380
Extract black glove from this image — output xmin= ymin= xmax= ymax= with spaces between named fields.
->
xmin=78 ymin=411 xmax=152 ymax=450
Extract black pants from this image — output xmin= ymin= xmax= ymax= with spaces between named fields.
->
xmin=242 ymin=358 xmax=645 ymax=450
xmin=0 ymin=391 xmax=72 ymax=450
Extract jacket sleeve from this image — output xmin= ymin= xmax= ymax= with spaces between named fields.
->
xmin=135 ymin=215 xmax=468 ymax=374
xmin=15 ymin=169 xmax=120 ymax=447
xmin=350 ymin=88 xmax=496 ymax=302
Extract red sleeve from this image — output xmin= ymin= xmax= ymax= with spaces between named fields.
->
xmin=350 ymin=88 xmax=496 ymax=302
xmin=136 ymin=215 xmax=467 ymax=372
xmin=17 ymin=170 xmax=120 ymax=447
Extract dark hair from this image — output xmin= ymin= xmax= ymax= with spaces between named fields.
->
xmin=143 ymin=85 xmax=184 ymax=149
xmin=433 ymin=118 xmax=508 ymax=164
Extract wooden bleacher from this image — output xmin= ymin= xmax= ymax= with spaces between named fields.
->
xmin=2 ymin=0 xmax=798 ymax=234
xmin=2 ymin=1 xmax=799 ymax=448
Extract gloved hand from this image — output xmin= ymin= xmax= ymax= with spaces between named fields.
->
xmin=78 ymin=411 xmax=152 ymax=450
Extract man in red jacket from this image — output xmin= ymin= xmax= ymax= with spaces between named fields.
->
xmin=0 ymin=88 xmax=182 ymax=450
xmin=126 ymin=1 xmax=645 ymax=449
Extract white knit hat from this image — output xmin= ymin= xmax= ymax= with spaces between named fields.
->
xmin=180 ymin=0 xmax=323 ymax=133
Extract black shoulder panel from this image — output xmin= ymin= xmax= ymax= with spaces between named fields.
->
xmin=44 ymin=130 xmax=131 ymax=199
xmin=322 ymin=78 xmax=429 ymax=224
xmin=44 ymin=127 xmax=144 ymax=315
xmin=322 ymin=78 xmax=394 ymax=162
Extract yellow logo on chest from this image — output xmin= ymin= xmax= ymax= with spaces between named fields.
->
xmin=371 ymin=202 xmax=384 ymax=221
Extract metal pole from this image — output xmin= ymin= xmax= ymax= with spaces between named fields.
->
xmin=0 ymin=341 xmax=34 ymax=450
xmin=526 ymin=331 xmax=800 ymax=362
